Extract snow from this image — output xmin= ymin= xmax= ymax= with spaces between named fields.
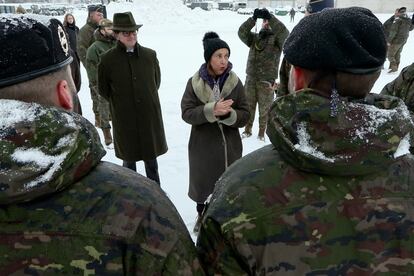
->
xmin=0 ymin=99 xmax=44 ymax=134
xmin=294 ymin=122 xmax=335 ymax=162
xmin=12 ymin=0 xmax=414 ymax=239
xmin=11 ymin=148 xmax=69 ymax=189
xmin=394 ymin=133 xmax=411 ymax=158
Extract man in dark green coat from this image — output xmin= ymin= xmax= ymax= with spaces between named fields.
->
xmin=0 ymin=14 xmax=203 ymax=275
xmin=197 ymin=7 xmax=414 ymax=275
xmin=98 ymin=12 xmax=167 ymax=185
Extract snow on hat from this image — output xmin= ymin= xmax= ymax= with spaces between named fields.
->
xmin=283 ymin=7 xmax=386 ymax=74
xmin=203 ymin=32 xmax=230 ymax=63
xmin=0 ymin=14 xmax=73 ymax=88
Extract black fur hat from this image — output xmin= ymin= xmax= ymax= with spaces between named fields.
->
xmin=283 ymin=7 xmax=386 ymax=74
xmin=203 ymin=32 xmax=230 ymax=62
xmin=0 ymin=15 xmax=73 ymax=88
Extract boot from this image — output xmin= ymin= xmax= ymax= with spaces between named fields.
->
xmin=258 ymin=127 xmax=265 ymax=141
xmin=102 ymin=128 xmax=112 ymax=146
xmin=241 ymin=125 xmax=252 ymax=139
xmin=193 ymin=214 xmax=202 ymax=234
xmin=94 ymin=113 xmax=101 ymax=128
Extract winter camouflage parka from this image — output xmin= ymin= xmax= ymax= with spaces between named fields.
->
xmin=77 ymin=19 xmax=98 ymax=65
xmin=0 ymin=99 xmax=203 ymax=275
xmin=197 ymin=90 xmax=414 ymax=275
xmin=387 ymin=14 xmax=413 ymax=45
xmin=238 ymin=14 xmax=289 ymax=81
xmin=381 ymin=62 xmax=414 ymax=112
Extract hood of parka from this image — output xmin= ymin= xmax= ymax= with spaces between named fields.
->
xmin=267 ymin=90 xmax=414 ymax=176
xmin=0 ymin=99 xmax=105 ymax=204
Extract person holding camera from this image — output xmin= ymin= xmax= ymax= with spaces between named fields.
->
xmin=238 ymin=8 xmax=289 ymax=141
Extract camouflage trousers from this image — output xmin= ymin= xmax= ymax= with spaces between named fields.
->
xmin=244 ymin=76 xmax=275 ymax=130
xmin=387 ymin=43 xmax=405 ymax=69
xmin=91 ymin=86 xmax=111 ymax=129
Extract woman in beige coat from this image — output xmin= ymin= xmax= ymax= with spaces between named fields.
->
xmin=181 ymin=32 xmax=249 ymax=232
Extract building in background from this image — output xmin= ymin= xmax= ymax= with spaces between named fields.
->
xmin=245 ymin=0 xmax=413 ymax=13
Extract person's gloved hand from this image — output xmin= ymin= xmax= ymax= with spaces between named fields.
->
xmin=253 ymin=8 xmax=261 ymax=20
xmin=412 ymin=13 xmax=414 ymax=24
xmin=262 ymin=8 xmax=271 ymax=20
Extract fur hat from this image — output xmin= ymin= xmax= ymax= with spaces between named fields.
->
xmin=283 ymin=7 xmax=386 ymax=74
xmin=305 ymin=0 xmax=334 ymax=14
xmin=398 ymin=7 xmax=407 ymax=14
xmin=112 ymin=12 xmax=142 ymax=32
xmin=88 ymin=4 xmax=104 ymax=13
xmin=0 ymin=14 xmax=73 ymax=88
xmin=202 ymin=32 xmax=230 ymax=62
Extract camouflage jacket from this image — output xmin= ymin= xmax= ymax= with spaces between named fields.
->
xmin=77 ymin=20 xmax=98 ymax=65
xmin=381 ymin=62 xmax=414 ymax=113
xmin=0 ymin=100 xmax=203 ymax=275
xmin=387 ymin=15 xmax=413 ymax=45
xmin=238 ymin=15 xmax=289 ymax=81
xmin=86 ymin=30 xmax=116 ymax=87
xmin=197 ymin=90 xmax=414 ymax=275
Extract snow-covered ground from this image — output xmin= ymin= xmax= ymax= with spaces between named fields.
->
xmin=63 ymin=1 xmax=414 ymax=240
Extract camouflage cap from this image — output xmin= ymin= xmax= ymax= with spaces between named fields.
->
xmin=0 ymin=14 xmax=72 ymax=88
xmin=99 ymin=18 xmax=113 ymax=29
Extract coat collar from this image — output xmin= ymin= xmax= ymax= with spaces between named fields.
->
xmin=191 ymin=68 xmax=238 ymax=104
xmin=116 ymin=41 xmax=140 ymax=56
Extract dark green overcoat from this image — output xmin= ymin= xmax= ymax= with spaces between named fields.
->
xmin=98 ymin=41 xmax=168 ymax=161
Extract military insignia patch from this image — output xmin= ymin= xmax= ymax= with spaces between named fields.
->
xmin=57 ymin=25 xmax=69 ymax=57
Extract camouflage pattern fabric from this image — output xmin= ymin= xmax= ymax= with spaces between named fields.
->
xmin=381 ymin=62 xmax=414 ymax=112
xmin=275 ymin=57 xmax=291 ymax=97
xmin=244 ymin=76 xmax=274 ymax=130
xmin=387 ymin=15 xmax=413 ymax=68
xmin=77 ymin=20 xmax=98 ymax=66
xmin=387 ymin=43 xmax=405 ymax=69
xmin=197 ymin=90 xmax=414 ymax=275
xmin=0 ymin=99 xmax=204 ymax=275
xmin=86 ymin=30 xmax=116 ymax=129
xmin=239 ymin=15 xmax=288 ymax=131
xmin=238 ymin=15 xmax=289 ymax=81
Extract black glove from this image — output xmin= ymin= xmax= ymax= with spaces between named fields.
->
xmin=253 ymin=8 xmax=260 ymax=20
xmin=262 ymin=8 xmax=271 ymax=20
xmin=412 ymin=13 xmax=414 ymax=24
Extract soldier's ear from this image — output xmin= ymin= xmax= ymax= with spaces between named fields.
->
xmin=290 ymin=66 xmax=305 ymax=91
xmin=56 ymin=80 xmax=73 ymax=111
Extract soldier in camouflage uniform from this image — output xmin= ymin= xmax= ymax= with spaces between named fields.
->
xmin=386 ymin=7 xmax=413 ymax=73
xmin=239 ymin=8 xmax=289 ymax=140
xmin=77 ymin=5 xmax=104 ymax=127
xmin=0 ymin=15 xmax=204 ymax=275
xmin=86 ymin=18 xmax=116 ymax=146
xmin=197 ymin=8 xmax=414 ymax=275
xmin=381 ymin=62 xmax=414 ymax=111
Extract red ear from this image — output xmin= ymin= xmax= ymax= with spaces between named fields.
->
xmin=293 ymin=66 xmax=305 ymax=90
xmin=57 ymin=80 xmax=73 ymax=111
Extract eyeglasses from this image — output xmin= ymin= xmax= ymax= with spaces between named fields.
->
xmin=121 ymin=31 xmax=137 ymax=37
